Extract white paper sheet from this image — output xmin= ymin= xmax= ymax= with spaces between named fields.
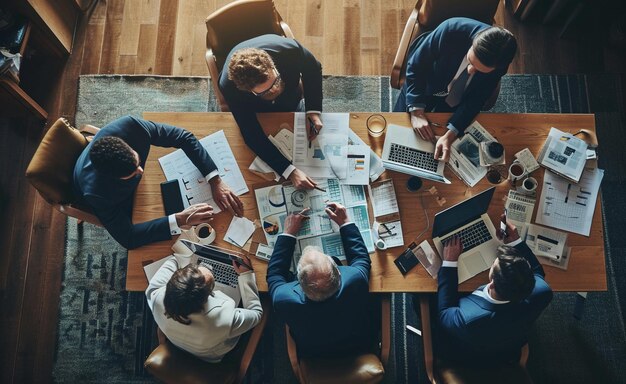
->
xmin=535 ymin=165 xmax=604 ymax=236
xmin=448 ymin=121 xmax=495 ymax=187
xmin=339 ymin=145 xmax=370 ymax=185
xmin=368 ymin=179 xmax=399 ymax=217
xmin=159 ymin=130 xmax=249 ymax=212
xmin=505 ymin=190 xmax=536 ymax=239
xmin=292 ymin=113 xmax=349 ymax=178
xmin=347 ymin=129 xmax=385 ymax=182
xmin=224 ymin=216 xmax=256 ymax=248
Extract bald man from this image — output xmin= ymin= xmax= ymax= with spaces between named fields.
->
xmin=266 ymin=203 xmax=373 ymax=358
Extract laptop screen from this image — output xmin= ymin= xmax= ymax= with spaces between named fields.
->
xmin=180 ymin=239 xmax=233 ymax=265
xmin=431 ymin=187 xmax=495 ymax=238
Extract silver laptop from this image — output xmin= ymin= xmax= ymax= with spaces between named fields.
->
xmin=432 ymin=187 xmax=499 ymax=283
xmin=180 ymin=239 xmax=243 ymax=303
xmin=382 ymin=124 xmax=451 ymax=184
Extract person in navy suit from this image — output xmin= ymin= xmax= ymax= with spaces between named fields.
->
xmin=220 ymin=34 xmax=323 ymax=191
xmin=73 ymin=116 xmax=243 ymax=249
xmin=394 ymin=17 xmax=517 ymax=162
xmin=267 ymin=202 xmax=373 ymax=358
xmin=435 ymin=216 xmax=553 ymax=365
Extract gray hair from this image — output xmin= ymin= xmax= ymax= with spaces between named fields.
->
xmin=296 ymin=246 xmax=341 ymax=301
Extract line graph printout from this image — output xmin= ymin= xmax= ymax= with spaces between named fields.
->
xmin=536 ymin=165 xmax=603 ymax=236
xmin=159 ymin=130 xmax=249 ymax=212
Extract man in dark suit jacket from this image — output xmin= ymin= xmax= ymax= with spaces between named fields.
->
xmin=219 ymin=34 xmax=323 ymax=190
xmin=73 ymin=116 xmax=243 ymax=249
xmin=394 ymin=17 xmax=517 ymax=162
xmin=436 ymin=217 xmax=553 ymax=365
xmin=267 ymin=203 xmax=373 ymax=358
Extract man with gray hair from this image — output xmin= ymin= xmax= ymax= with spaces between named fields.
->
xmin=267 ymin=202 xmax=373 ymax=358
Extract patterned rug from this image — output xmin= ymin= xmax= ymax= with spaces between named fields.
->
xmin=53 ymin=74 xmax=626 ymax=383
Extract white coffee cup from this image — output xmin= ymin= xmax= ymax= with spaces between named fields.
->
xmin=518 ymin=176 xmax=538 ymax=195
xmin=194 ymin=223 xmax=216 ymax=245
xmin=508 ymin=162 xmax=527 ymax=187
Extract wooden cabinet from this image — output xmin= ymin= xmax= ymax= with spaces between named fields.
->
xmin=1 ymin=0 xmax=81 ymax=119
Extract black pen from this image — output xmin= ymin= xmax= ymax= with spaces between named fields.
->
xmin=308 ymin=116 xmax=317 ymax=148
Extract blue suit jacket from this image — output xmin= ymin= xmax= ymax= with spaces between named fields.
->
xmin=267 ymin=224 xmax=372 ymax=358
xmin=73 ymin=116 xmax=217 ymax=249
xmin=401 ymin=17 xmax=509 ymax=134
xmin=437 ymin=241 xmax=553 ymax=365
xmin=219 ymin=34 xmax=323 ymax=175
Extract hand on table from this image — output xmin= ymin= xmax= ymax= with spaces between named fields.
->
xmin=496 ymin=215 xmax=521 ymax=244
xmin=434 ymin=130 xmax=457 ymax=162
xmin=176 ymin=203 xmax=214 ymax=229
xmin=289 ymin=168 xmax=317 ymax=190
xmin=443 ymin=235 xmax=463 ymax=262
xmin=325 ymin=202 xmax=349 ymax=227
xmin=209 ymin=176 xmax=244 ymax=217
xmin=284 ymin=209 xmax=310 ymax=236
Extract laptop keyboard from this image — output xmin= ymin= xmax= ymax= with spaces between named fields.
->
xmin=388 ymin=143 xmax=439 ymax=172
xmin=441 ymin=221 xmax=493 ymax=253
xmin=198 ymin=257 xmax=239 ymax=288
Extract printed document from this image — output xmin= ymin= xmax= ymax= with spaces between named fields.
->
xmin=505 ymin=190 xmax=536 ymax=238
xmin=448 ymin=121 xmax=495 ymax=187
xmin=224 ymin=216 xmax=256 ymax=248
xmin=293 ymin=113 xmax=349 ymax=178
xmin=159 ymin=130 xmax=249 ymax=212
xmin=347 ymin=129 xmax=385 ymax=182
xmin=536 ymin=165 xmax=603 ymax=236
xmin=538 ymin=127 xmax=588 ymax=182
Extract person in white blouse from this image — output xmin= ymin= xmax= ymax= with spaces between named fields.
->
xmin=146 ymin=257 xmax=262 ymax=362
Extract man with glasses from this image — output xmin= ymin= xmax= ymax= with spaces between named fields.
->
xmin=393 ymin=17 xmax=517 ymax=162
xmin=219 ymin=34 xmax=323 ymax=190
xmin=73 ymin=116 xmax=244 ymax=249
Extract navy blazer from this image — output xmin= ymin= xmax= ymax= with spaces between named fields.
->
xmin=73 ymin=116 xmax=217 ymax=249
xmin=399 ymin=17 xmax=509 ymax=135
xmin=267 ymin=223 xmax=372 ymax=358
xmin=436 ymin=241 xmax=553 ymax=365
xmin=219 ymin=34 xmax=323 ymax=175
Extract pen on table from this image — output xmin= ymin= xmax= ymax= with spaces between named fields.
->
xmin=314 ymin=186 xmax=326 ymax=193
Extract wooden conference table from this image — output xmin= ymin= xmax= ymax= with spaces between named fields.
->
xmin=128 ymin=112 xmax=606 ymax=293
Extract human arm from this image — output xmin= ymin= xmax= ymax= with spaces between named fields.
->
xmin=437 ymin=236 xmax=465 ymax=328
xmin=145 ymin=258 xmax=178 ymax=310
xmin=496 ymin=216 xmax=545 ymax=277
xmin=325 ymin=202 xmax=371 ymax=278
xmin=297 ymin=40 xmax=323 ymax=114
xmin=267 ymin=234 xmax=298 ymax=299
xmin=228 ymin=271 xmax=263 ymax=337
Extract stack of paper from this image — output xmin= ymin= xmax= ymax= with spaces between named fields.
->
xmin=525 ymin=224 xmax=571 ymax=270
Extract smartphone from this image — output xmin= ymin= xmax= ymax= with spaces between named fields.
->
xmin=394 ymin=244 xmax=420 ymax=275
xmin=229 ymin=254 xmax=253 ymax=270
xmin=160 ymin=179 xmax=184 ymax=215
xmin=500 ymin=208 xmax=508 ymax=238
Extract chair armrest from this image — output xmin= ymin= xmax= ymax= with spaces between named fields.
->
xmin=390 ymin=7 xmax=420 ymax=90
xmin=56 ymin=204 xmax=102 ymax=227
xmin=205 ymin=48 xmax=230 ymax=112
xmin=236 ymin=296 xmax=271 ymax=381
xmin=279 ymin=20 xmax=295 ymax=39
xmin=79 ymin=124 xmax=100 ymax=136
xmin=520 ymin=343 xmax=529 ymax=367
xmin=380 ymin=294 xmax=391 ymax=367
xmin=285 ymin=325 xmax=303 ymax=382
xmin=419 ymin=294 xmax=435 ymax=383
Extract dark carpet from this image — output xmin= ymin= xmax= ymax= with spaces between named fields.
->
xmin=53 ymin=74 xmax=626 ymax=383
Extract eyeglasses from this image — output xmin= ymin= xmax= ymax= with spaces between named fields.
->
xmin=251 ymin=69 xmax=281 ymax=97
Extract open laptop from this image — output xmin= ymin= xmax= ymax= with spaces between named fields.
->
xmin=382 ymin=124 xmax=451 ymax=184
xmin=432 ymin=187 xmax=499 ymax=283
xmin=179 ymin=239 xmax=246 ymax=303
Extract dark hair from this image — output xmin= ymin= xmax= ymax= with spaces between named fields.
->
xmin=89 ymin=136 xmax=137 ymax=178
xmin=163 ymin=265 xmax=213 ymax=325
xmin=472 ymin=26 xmax=517 ymax=69
xmin=492 ymin=246 xmax=535 ymax=302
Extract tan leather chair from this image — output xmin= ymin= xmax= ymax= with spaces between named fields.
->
xmin=25 ymin=117 xmax=102 ymax=226
xmin=205 ymin=0 xmax=295 ymax=112
xmin=285 ymin=295 xmax=390 ymax=384
xmin=144 ymin=297 xmax=270 ymax=384
xmin=390 ymin=0 xmax=501 ymax=90
xmin=418 ymin=294 xmax=534 ymax=384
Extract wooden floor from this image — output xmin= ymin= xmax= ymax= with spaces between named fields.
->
xmin=1 ymin=0 xmax=624 ymax=383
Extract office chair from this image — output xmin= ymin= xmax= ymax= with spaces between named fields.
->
xmin=284 ymin=295 xmax=390 ymax=384
xmin=144 ymin=297 xmax=270 ymax=384
xmin=205 ymin=0 xmax=294 ymax=112
xmin=25 ymin=117 xmax=102 ymax=226
xmin=390 ymin=0 xmax=501 ymax=110
xmin=417 ymin=294 xmax=534 ymax=384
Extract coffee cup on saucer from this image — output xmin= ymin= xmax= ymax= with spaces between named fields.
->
xmin=194 ymin=223 xmax=216 ymax=245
